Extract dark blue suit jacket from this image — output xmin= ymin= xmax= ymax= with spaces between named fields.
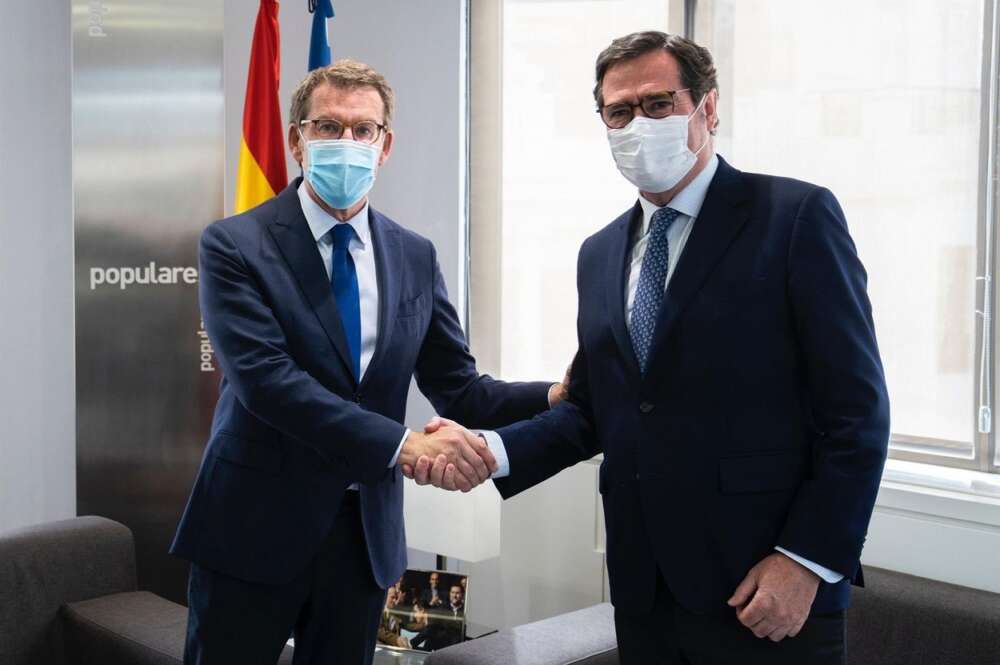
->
xmin=494 ymin=157 xmax=889 ymax=616
xmin=171 ymin=179 xmax=550 ymax=588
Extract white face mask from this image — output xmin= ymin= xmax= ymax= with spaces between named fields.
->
xmin=607 ymin=94 xmax=710 ymax=193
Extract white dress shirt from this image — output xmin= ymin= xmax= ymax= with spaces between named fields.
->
xmin=481 ymin=155 xmax=843 ymax=584
xmin=298 ymin=185 xmax=409 ymax=488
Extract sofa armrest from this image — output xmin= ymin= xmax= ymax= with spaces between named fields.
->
xmin=0 ymin=515 xmax=138 ymax=664
xmin=424 ymin=603 xmax=618 ymax=665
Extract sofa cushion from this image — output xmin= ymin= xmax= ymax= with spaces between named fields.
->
xmin=424 ymin=603 xmax=618 ymax=665
xmin=62 ymin=591 xmax=294 ymax=665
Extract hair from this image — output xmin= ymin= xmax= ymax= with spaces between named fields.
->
xmin=593 ymin=31 xmax=718 ymax=109
xmin=289 ymin=58 xmax=395 ymax=128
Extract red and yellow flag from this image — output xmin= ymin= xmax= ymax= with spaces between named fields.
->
xmin=234 ymin=0 xmax=288 ymax=214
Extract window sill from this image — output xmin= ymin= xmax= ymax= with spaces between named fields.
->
xmin=877 ymin=459 xmax=1000 ymax=528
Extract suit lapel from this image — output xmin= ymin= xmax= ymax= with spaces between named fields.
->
xmin=642 ymin=158 xmax=751 ymax=388
xmin=267 ymin=180 xmax=357 ymax=383
xmin=359 ymin=208 xmax=402 ymax=389
xmin=606 ymin=203 xmax=643 ymax=379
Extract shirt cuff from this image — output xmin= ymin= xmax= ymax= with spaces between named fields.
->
xmin=388 ymin=429 xmax=411 ymax=467
xmin=775 ymin=547 xmax=844 ymax=584
xmin=476 ymin=430 xmax=510 ymax=478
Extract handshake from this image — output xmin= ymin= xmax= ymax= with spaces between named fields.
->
xmin=396 ymin=417 xmax=496 ymax=493
xmin=396 ymin=366 xmax=572 ymax=492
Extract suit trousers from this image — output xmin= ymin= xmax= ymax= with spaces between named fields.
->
xmin=184 ymin=492 xmax=386 ymax=665
xmin=614 ymin=573 xmax=845 ymax=665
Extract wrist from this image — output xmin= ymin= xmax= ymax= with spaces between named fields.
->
xmin=399 ymin=431 xmax=424 ymax=467
xmin=547 ymin=382 xmax=563 ymax=408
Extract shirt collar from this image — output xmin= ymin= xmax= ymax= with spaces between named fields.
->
xmin=637 ymin=153 xmax=719 ymax=235
xmin=297 ymin=181 xmax=371 ymax=248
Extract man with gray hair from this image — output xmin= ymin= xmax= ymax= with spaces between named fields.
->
xmin=415 ymin=31 xmax=889 ymax=663
xmin=171 ymin=59 xmax=566 ymax=664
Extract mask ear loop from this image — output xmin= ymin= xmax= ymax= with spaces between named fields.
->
xmin=688 ymin=92 xmax=709 ymax=118
xmin=688 ymin=92 xmax=713 ymax=155
xmin=296 ymin=125 xmax=311 ymax=176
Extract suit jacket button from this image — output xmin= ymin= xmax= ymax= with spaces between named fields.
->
xmin=639 ymin=401 xmax=654 ymax=414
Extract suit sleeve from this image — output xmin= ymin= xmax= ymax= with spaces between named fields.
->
xmin=414 ymin=242 xmax=552 ymax=428
xmin=777 ymin=186 xmax=890 ymax=579
xmin=491 ymin=241 xmax=603 ymax=498
xmin=199 ymin=222 xmax=405 ymax=482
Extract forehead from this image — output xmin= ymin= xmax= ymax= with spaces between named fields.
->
xmin=601 ymin=49 xmax=683 ymax=105
xmin=307 ymin=82 xmax=384 ymax=122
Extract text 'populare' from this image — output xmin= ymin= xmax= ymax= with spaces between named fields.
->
xmin=90 ymin=263 xmax=198 ymax=290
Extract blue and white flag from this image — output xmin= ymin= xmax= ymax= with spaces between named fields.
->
xmin=308 ymin=0 xmax=334 ymax=70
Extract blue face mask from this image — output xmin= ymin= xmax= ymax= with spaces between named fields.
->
xmin=303 ymin=138 xmax=380 ymax=209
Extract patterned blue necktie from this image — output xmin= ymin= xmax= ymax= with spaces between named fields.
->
xmin=630 ymin=207 xmax=681 ymax=374
xmin=331 ymin=223 xmax=361 ymax=380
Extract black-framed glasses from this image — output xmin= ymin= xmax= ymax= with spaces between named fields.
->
xmin=299 ymin=118 xmax=387 ymax=144
xmin=597 ymin=88 xmax=691 ymax=129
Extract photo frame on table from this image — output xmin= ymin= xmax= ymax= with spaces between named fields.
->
xmin=377 ymin=568 xmax=469 ymax=653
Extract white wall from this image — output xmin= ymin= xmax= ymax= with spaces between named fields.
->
xmin=0 ymin=2 xmax=76 ymax=532
xmin=864 ymin=469 xmax=1000 ymax=593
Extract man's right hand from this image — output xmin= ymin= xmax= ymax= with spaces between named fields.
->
xmin=397 ymin=423 xmax=497 ymax=492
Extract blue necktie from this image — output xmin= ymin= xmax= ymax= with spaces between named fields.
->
xmin=630 ymin=207 xmax=681 ymax=374
xmin=331 ymin=224 xmax=361 ymax=380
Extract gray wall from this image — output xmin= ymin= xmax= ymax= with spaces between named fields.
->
xmin=0 ymin=1 xmax=76 ymax=532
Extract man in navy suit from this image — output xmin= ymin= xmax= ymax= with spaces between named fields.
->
xmin=413 ymin=32 xmax=889 ymax=663
xmin=171 ymin=59 xmax=563 ymax=665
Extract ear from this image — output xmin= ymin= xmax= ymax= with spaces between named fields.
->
xmin=378 ymin=130 xmax=394 ymax=168
xmin=704 ymin=89 xmax=720 ymax=134
xmin=288 ymin=124 xmax=304 ymax=167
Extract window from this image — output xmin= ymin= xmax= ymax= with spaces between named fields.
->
xmin=488 ymin=0 xmax=1000 ymax=473
xmin=697 ymin=0 xmax=998 ymax=472
xmin=499 ymin=0 xmax=674 ymax=381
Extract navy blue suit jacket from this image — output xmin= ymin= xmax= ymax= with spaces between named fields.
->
xmin=494 ymin=157 xmax=889 ymax=616
xmin=171 ymin=179 xmax=550 ymax=588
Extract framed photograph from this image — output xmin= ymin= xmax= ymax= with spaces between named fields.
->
xmin=377 ymin=569 xmax=468 ymax=653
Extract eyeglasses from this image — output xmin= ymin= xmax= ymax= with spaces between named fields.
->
xmin=299 ymin=118 xmax=387 ymax=144
xmin=596 ymin=89 xmax=691 ymax=129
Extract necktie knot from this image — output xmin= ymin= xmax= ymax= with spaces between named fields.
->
xmin=650 ymin=206 xmax=680 ymax=236
xmin=331 ymin=223 xmax=356 ymax=250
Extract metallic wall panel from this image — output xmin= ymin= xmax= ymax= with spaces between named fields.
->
xmin=73 ymin=0 xmax=223 ymax=604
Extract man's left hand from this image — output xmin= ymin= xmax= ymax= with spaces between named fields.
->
xmin=547 ymin=363 xmax=572 ymax=408
xmin=727 ymin=552 xmax=820 ymax=642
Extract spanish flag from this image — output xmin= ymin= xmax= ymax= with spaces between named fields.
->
xmin=234 ymin=0 xmax=287 ymax=214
